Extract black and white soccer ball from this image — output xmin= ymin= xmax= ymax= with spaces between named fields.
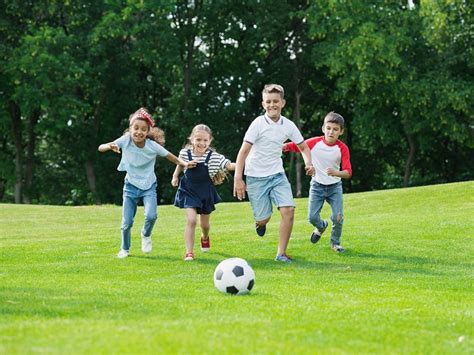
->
xmin=213 ymin=258 xmax=255 ymax=295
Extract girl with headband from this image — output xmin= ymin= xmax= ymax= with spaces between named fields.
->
xmin=99 ymin=107 xmax=196 ymax=258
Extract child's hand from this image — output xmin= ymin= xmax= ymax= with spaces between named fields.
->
xmin=171 ymin=176 xmax=179 ymax=187
xmin=233 ymin=179 xmax=246 ymax=201
xmin=305 ymin=164 xmax=315 ymax=176
xmin=326 ymin=167 xmax=339 ymax=176
xmin=109 ymin=143 xmax=120 ymax=153
xmin=185 ymin=160 xmax=197 ymax=169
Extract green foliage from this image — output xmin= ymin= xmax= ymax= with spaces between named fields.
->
xmin=307 ymin=0 xmax=473 ymax=190
xmin=0 ymin=1 xmax=472 ymax=204
xmin=0 ymin=182 xmax=473 ymax=353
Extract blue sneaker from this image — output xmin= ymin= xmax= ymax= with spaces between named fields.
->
xmin=310 ymin=220 xmax=328 ymax=244
xmin=275 ymin=253 xmax=293 ymax=263
xmin=255 ymin=223 xmax=266 ymax=237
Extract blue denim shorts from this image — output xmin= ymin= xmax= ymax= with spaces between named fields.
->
xmin=246 ymin=173 xmax=295 ymax=221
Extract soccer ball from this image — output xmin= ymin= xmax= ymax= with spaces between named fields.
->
xmin=214 ymin=258 xmax=255 ymax=295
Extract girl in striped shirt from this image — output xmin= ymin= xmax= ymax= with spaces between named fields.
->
xmin=172 ymin=124 xmax=235 ymax=261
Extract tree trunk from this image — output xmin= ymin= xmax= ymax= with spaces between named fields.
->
xmin=86 ymin=105 xmax=101 ymax=205
xmin=180 ymin=0 xmax=202 ymax=119
xmin=85 ymin=159 xmax=100 ymax=205
xmin=9 ymin=101 xmax=23 ymax=204
xmin=0 ymin=179 xmax=5 ymax=201
xmin=293 ymin=90 xmax=302 ymax=197
xmin=23 ymin=108 xmax=40 ymax=204
xmin=403 ymin=131 xmax=416 ymax=187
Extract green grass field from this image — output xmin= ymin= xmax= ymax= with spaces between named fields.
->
xmin=1 ymin=181 xmax=473 ymax=354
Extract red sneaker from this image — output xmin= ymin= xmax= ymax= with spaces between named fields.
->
xmin=200 ymin=236 xmax=211 ymax=252
xmin=184 ymin=252 xmax=194 ymax=261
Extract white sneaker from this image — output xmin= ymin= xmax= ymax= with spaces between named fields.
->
xmin=141 ymin=236 xmax=152 ymax=254
xmin=117 ymin=250 xmax=129 ymax=259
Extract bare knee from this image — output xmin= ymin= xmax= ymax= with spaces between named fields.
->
xmin=187 ymin=216 xmax=197 ymax=229
xmin=280 ymin=207 xmax=295 ymax=222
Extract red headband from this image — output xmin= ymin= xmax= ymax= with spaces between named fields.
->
xmin=131 ymin=108 xmax=155 ymax=127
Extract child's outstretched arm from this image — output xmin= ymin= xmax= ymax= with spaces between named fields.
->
xmin=171 ymin=165 xmax=182 ymax=187
xmin=233 ymin=142 xmax=252 ymax=201
xmin=296 ymin=141 xmax=315 ymax=176
xmin=166 ymin=153 xmax=196 ymax=169
xmin=98 ymin=142 xmax=120 ymax=153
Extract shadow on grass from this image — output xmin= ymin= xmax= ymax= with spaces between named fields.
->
xmin=114 ymin=249 xmax=448 ymax=276
xmin=131 ymin=252 xmax=237 ymax=266
xmin=242 ymin=250 xmax=445 ymax=276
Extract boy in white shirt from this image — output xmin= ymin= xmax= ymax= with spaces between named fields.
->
xmin=283 ymin=112 xmax=352 ymax=253
xmin=234 ymin=84 xmax=314 ymax=263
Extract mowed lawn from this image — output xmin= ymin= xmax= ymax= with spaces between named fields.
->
xmin=0 ymin=181 xmax=473 ymax=354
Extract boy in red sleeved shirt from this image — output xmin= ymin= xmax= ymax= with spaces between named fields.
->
xmin=283 ymin=112 xmax=352 ymax=253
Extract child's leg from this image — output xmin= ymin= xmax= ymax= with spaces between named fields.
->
xmin=184 ymin=208 xmax=198 ymax=252
xmin=269 ymin=173 xmax=296 ymax=256
xmin=200 ymin=214 xmax=210 ymax=238
xmin=199 ymin=213 xmax=211 ymax=251
xmin=121 ymin=194 xmax=138 ymax=251
xmin=142 ymin=192 xmax=157 ymax=237
xmin=326 ymin=182 xmax=344 ymax=245
xmin=246 ymin=176 xmax=273 ymax=227
xmin=256 ymin=216 xmax=271 ymax=228
xmin=308 ymin=181 xmax=326 ymax=230
xmin=278 ymin=207 xmax=295 ymax=255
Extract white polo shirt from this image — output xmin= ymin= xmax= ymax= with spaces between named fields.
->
xmin=243 ymin=114 xmax=304 ymax=177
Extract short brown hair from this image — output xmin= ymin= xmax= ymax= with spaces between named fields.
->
xmin=262 ymin=84 xmax=285 ymax=99
xmin=324 ymin=112 xmax=345 ymax=129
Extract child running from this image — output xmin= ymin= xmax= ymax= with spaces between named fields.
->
xmin=233 ymin=84 xmax=315 ymax=263
xmin=283 ymin=112 xmax=352 ymax=252
xmin=98 ymin=107 xmax=195 ymax=259
xmin=172 ymin=124 xmax=235 ymax=261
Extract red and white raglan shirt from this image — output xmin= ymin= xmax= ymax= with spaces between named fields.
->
xmin=284 ymin=136 xmax=352 ymax=185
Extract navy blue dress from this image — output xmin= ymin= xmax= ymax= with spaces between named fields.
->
xmin=174 ymin=150 xmax=222 ymax=215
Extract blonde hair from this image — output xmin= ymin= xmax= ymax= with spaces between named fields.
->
xmin=148 ymin=127 xmax=165 ymax=146
xmin=185 ymin=124 xmax=230 ymax=185
xmin=185 ymin=124 xmax=213 ymax=149
xmin=262 ymin=84 xmax=285 ymax=99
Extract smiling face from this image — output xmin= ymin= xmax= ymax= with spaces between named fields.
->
xmin=322 ymin=121 xmax=344 ymax=145
xmin=191 ymin=130 xmax=212 ymax=155
xmin=262 ymin=93 xmax=286 ymax=121
xmin=129 ymin=118 xmax=150 ymax=147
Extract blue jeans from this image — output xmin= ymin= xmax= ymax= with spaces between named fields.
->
xmin=308 ymin=180 xmax=344 ymax=245
xmin=121 ymin=182 xmax=157 ymax=251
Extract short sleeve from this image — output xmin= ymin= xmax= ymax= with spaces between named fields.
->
xmin=243 ymin=118 xmax=260 ymax=144
xmin=287 ymin=121 xmax=304 ymax=145
xmin=114 ymin=133 xmax=130 ymax=148
xmin=214 ymin=152 xmax=230 ymax=169
xmin=179 ymin=148 xmax=188 ymax=162
xmin=149 ymin=140 xmax=169 ymax=157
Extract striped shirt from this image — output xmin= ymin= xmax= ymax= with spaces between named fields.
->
xmin=178 ymin=148 xmax=230 ymax=179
